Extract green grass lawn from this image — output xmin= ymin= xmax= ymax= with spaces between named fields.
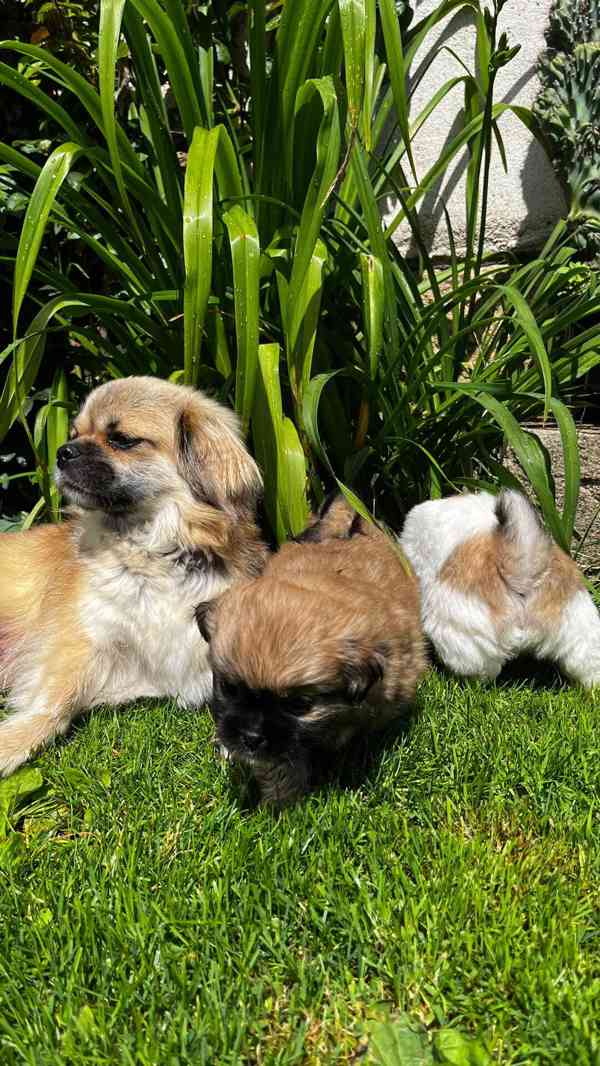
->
xmin=1 ymin=671 xmax=599 ymax=1065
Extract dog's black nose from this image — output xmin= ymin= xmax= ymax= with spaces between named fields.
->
xmin=56 ymin=443 xmax=80 ymax=469
xmin=241 ymin=729 xmax=265 ymax=753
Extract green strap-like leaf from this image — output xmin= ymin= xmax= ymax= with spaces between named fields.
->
xmin=46 ymin=369 xmax=70 ymax=521
xmin=262 ymin=0 xmax=334 ymax=199
xmin=384 ymin=103 xmax=539 ymax=237
xmin=99 ymin=0 xmax=144 ymax=247
xmin=281 ymin=417 xmax=310 ymax=536
xmin=288 ymin=240 xmax=328 ymax=412
xmin=351 ymin=141 xmax=401 ymax=360
xmin=302 ymin=369 xmax=343 ymax=470
xmin=249 ymin=0 xmax=267 ymax=169
xmin=128 ymin=0 xmax=205 ymax=140
xmin=339 ymin=0 xmax=367 ymax=131
xmin=253 ymin=345 xmax=308 ymax=542
xmin=0 ymin=61 xmax=86 ymax=144
xmin=13 ymin=142 xmax=83 ymax=336
xmin=122 ymin=6 xmax=182 ymax=224
xmin=378 ymin=0 xmax=417 ymax=182
xmin=223 ymin=206 xmax=261 ymax=435
xmin=496 ymin=283 xmax=553 ymax=416
xmin=253 ymin=343 xmax=286 ymax=543
xmin=361 ymin=0 xmax=376 ymax=148
xmin=183 ymin=127 xmax=220 ymax=386
xmin=287 ymin=77 xmax=340 ymax=348
xmin=473 ymin=392 xmax=567 ymax=549
xmin=360 ymin=253 xmax=384 ymax=379
xmin=0 ymin=41 xmax=144 ymax=177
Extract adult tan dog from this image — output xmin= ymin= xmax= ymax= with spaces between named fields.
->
xmin=0 ymin=376 xmax=266 ymax=776
xmin=199 ymin=496 xmax=426 ymax=804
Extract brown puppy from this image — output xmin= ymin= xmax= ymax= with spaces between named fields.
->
xmin=0 ymin=376 xmax=267 ymax=776
xmin=199 ymin=496 xmax=426 ymax=803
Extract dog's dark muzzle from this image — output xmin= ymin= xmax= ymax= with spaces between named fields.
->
xmin=55 ymin=441 xmax=135 ymax=510
xmin=56 ymin=439 xmax=107 ymax=470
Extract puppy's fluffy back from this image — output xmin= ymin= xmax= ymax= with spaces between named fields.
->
xmin=210 ymin=516 xmax=425 ymax=704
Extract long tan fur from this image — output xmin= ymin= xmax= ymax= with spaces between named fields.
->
xmin=0 ymin=377 xmax=267 ymax=775
xmin=205 ymin=497 xmax=426 ymax=803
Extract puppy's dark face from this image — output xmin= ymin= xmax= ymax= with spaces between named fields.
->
xmin=54 ymin=376 xmax=261 ymax=518
xmin=211 ymin=675 xmax=313 ymax=761
xmin=209 ymin=656 xmax=385 ymax=804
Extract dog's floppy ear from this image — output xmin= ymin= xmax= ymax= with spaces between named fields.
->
xmin=342 ymin=644 xmax=385 ymax=702
xmin=177 ymin=397 xmax=262 ymax=518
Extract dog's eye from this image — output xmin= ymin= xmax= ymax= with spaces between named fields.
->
xmin=107 ymin=431 xmax=142 ymax=451
xmin=283 ymin=694 xmax=313 ymax=716
xmin=216 ymin=677 xmax=240 ymax=699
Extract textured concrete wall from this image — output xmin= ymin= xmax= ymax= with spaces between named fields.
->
xmin=384 ymin=0 xmax=566 ymax=257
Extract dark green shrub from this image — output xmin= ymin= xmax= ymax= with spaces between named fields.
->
xmin=1 ymin=0 xmax=599 ymax=548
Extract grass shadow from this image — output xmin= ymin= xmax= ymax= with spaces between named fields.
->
xmin=426 ymin=640 xmax=566 ymax=694
xmin=496 ymin=655 xmax=565 ymax=691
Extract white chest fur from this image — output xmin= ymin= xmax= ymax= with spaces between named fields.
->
xmin=76 ymin=518 xmax=228 ymax=710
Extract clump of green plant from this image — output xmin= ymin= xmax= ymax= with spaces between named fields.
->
xmin=1 ymin=0 xmax=599 ymax=549
xmin=535 ymin=0 xmax=600 ymax=255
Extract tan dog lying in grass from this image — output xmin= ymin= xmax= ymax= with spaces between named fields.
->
xmin=0 ymin=376 xmax=267 ymax=776
xmin=401 ymin=488 xmax=600 ymax=685
xmin=199 ymin=496 xmax=426 ymax=804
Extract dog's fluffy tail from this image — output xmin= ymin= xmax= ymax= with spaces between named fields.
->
xmin=495 ymin=489 xmax=552 ymax=598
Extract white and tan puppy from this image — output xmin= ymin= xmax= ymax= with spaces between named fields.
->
xmin=0 ymin=376 xmax=267 ymax=776
xmin=400 ymin=489 xmax=600 ymax=685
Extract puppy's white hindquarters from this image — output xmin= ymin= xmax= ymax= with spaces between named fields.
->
xmin=401 ymin=488 xmax=600 ymax=687
xmin=531 ymin=581 xmax=600 ymax=688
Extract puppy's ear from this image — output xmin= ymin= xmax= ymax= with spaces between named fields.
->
xmin=195 ymin=599 xmax=217 ymax=643
xmin=294 ymin=493 xmax=362 ymax=543
xmin=177 ymin=399 xmax=262 ymax=518
xmin=342 ymin=645 xmax=385 ymax=702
